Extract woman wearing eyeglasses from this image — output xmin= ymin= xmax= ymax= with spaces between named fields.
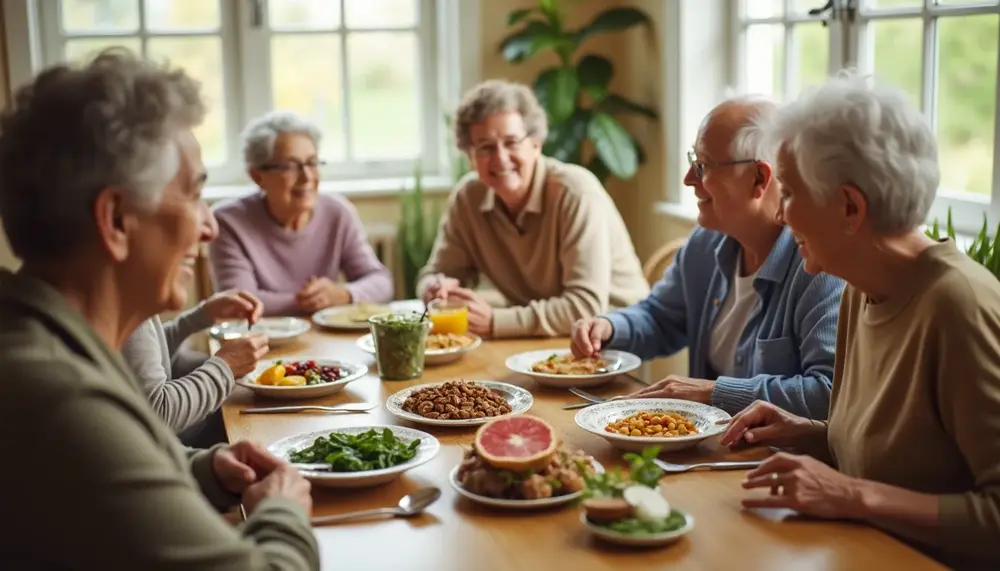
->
xmin=417 ymin=79 xmax=649 ymax=338
xmin=210 ymin=111 xmax=393 ymax=316
xmin=571 ymin=95 xmax=845 ymax=418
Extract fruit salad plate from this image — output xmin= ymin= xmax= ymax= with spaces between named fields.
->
xmin=235 ymin=357 xmax=368 ymax=399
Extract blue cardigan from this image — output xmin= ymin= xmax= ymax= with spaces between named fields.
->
xmin=604 ymin=225 xmax=845 ymax=419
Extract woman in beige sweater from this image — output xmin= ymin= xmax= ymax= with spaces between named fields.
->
xmin=721 ymin=74 xmax=1000 ymax=569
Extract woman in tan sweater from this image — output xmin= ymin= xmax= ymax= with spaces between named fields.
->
xmin=721 ymin=74 xmax=1000 ymax=569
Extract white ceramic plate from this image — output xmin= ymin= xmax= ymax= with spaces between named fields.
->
xmin=209 ymin=317 xmax=311 ymax=347
xmin=505 ymin=349 xmax=642 ymax=388
xmin=312 ymin=304 xmax=392 ymax=330
xmin=449 ymin=460 xmax=604 ymax=510
xmin=574 ymin=398 xmax=730 ymax=452
xmin=268 ymin=425 xmax=440 ymax=488
xmin=385 ymin=380 xmax=533 ymax=427
xmin=357 ymin=333 xmax=483 ymax=365
xmin=580 ymin=511 xmax=695 ymax=547
xmin=235 ymin=357 xmax=368 ymax=400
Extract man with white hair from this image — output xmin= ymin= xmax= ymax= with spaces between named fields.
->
xmin=572 ymin=95 xmax=845 ymax=418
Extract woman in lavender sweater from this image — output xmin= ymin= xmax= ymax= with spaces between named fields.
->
xmin=210 ymin=111 xmax=393 ymax=316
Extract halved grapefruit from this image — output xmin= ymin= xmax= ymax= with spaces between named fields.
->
xmin=473 ymin=416 xmax=557 ymax=472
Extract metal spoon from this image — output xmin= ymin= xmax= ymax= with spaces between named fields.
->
xmin=310 ymin=487 xmax=442 ymax=525
xmin=240 ymin=402 xmax=377 ymax=414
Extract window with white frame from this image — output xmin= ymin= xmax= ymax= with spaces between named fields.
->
xmin=736 ymin=0 xmax=1000 ymax=234
xmin=8 ymin=0 xmax=470 ymax=194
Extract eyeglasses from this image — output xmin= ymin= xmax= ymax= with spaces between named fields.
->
xmin=687 ymin=149 xmax=756 ymax=179
xmin=259 ymin=159 xmax=327 ymax=175
xmin=471 ymin=135 xmax=530 ymax=158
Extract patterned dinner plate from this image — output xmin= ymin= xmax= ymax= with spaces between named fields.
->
xmin=574 ymin=398 xmax=731 ymax=452
xmin=385 ymin=380 xmax=533 ymax=427
xmin=505 ymin=349 xmax=642 ymax=388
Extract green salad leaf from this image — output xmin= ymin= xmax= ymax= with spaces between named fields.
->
xmin=604 ymin=510 xmax=688 ymax=535
xmin=288 ymin=428 xmax=421 ymax=472
xmin=580 ymin=445 xmax=664 ymax=500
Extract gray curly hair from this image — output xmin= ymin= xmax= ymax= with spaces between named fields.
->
xmin=454 ymin=80 xmax=548 ymax=151
xmin=241 ymin=110 xmax=322 ymax=169
xmin=0 ymin=47 xmax=205 ymax=261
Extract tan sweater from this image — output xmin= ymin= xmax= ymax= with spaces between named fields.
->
xmin=0 ymin=271 xmax=318 ymax=570
xmin=827 ymin=240 xmax=1000 ymax=568
xmin=416 ymin=156 xmax=649 ymax=338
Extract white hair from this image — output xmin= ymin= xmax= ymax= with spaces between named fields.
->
xmin=727 ymin=94 xmax=781 ymax=165
xmin=241 ymin=110 xmax=322 ymax=169
xmin=767 ymin=73 xmax=939 ymax=234
xmin=0 ymin=47 xmax=205 ymax=261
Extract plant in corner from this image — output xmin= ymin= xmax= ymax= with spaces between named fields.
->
xmin=925 ymin=207 xmax=1000 ymax=280
xmin=499 ymin=0 xmax=658 ymax=183
xmin=397 ymin=163 xmax=441 ymax=299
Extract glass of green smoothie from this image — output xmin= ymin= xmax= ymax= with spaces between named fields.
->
xmin=369 ymin=312 xmax=430 ymax=380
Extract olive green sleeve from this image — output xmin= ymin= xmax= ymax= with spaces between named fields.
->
xmin=25 ymin=393 xmax=319 ymax=571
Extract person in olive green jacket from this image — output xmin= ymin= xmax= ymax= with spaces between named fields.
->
xmin=0 ymin=48 xmax=319 ymax=570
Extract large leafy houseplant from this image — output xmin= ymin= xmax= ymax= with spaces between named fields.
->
xmin=925 ymin=208 xmax=1000 ymax=279
xmin=499 ymin=0 xmax=658 ymax=183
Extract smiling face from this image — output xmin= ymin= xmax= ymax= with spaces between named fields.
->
xmin=467 ymin=111 xmax=542 ymax=201
xmin=774 ymin=144 xmax=849 ymax=276
xmin=250 ymin=132 xmax=320 ymax=219
xmin=124 ymin=130 xmax=212 ymax=312
xmin=683 ymin=111 xmax=768 ymax=235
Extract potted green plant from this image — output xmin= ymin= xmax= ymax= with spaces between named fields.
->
xmin=499 ymin=0 xmax=658 ymax=183
xmin=925 ymin=208 xmax=1000 ymax=279
xmin=397 ymin=163 xmax=441 ymax=299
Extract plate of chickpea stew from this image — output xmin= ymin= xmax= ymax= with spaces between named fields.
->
xmin=385 ymin=380 xmax=534 ymax=427
xmin=574 ymin=399 xmax=730 ymax=453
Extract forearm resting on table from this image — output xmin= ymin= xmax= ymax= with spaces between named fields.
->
xmin=855 ymin=480 xmax=939 ymax=527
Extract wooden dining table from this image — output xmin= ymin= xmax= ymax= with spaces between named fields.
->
xmin=221 ymin=329 xmax=946 ymax=571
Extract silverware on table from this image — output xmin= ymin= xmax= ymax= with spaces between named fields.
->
xmin=562 ymin=387 xmax=629 ymax=410
xmin=310 ymin=487 xmax=442 ymax=525
xmin=653 ymin=458 xmax=763 ymax=473
xmin=595 ymin=355 xmax=622 ymax=374
xmin=240 ymin=402 xmax=377 ymax=415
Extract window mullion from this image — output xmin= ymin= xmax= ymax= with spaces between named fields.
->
xmin=339 ymin=2 xmax=352 ymax=163
xmin=990 ymin=30 xmax=1000 ymax=223
xmin=921 ymin=12 xmax=937 ymax=129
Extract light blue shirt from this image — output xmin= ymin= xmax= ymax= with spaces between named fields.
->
xmin=604 ymin=225 xmax=845 ymax=418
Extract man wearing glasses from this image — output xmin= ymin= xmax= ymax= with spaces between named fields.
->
xmin=571 ymin=96 xmax=845 ymax=419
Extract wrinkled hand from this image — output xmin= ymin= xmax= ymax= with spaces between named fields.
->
xmin=296 ymin=276 xmax=351 ymax=312
xmin=203 ymin=290 xmax=263 ymax=324
xmin=570 ymin=317 xmax=614 ymax=358
xmin=211 ymin=440 xmax=285 ymax=495
xmin=216 ymin=333 xmax=269 ymax=377
xmin=741 ymin=452 xmax=864 ymax=519
xmin=422 ymin=275 xmax=461 ymax=303
xmin=628 ymin=375 xmax=715 ymax=404
xmin=719 ymin=400 xmax=817 ymax=448
xmin=242 ymin=464 xmax=313 ymax=516
xmin=448 ymin=288 xmax=493 ymax=337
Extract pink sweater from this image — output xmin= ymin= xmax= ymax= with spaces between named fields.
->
xmin=209 ymin=193 xmax=393 ymax=316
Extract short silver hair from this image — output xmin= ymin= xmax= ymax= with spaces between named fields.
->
xmin=454 ymin=80 xmax=548 ymax=151
xmin=0 ymin=47 xmax=205 ymax=261
xmin=728 ymin=94 xmax=780 ymax=165
xmin=241 ymin=111 xmax=322 ymax=169
xmin=767 ymin=73 xmax=939 ymax=234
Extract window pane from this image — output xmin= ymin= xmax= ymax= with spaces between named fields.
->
xmin=144 ymin=0 xmax=220 ymax=32
xmin=791 ymin=0 xmax=825 ymax=14
xmin=744 ymin=25 xmax=784 ymax=98
xmin=743 ymin=0 xmax=782 ymax=19
xmin=870 ymin=18 xmax=922 ymax=108
xmin=793 ymin=22 xmax=829 ymax=94
xmin=147 ymin=37 xmax=228 ymax=166
xmin=271 ymin=35 xmax=345 ymax=160
xmin=936 ymin=14 xmax=998 ymax=197
xmin=348 ymin=32 xmax=420 ymax=159
xmin=864 ymin=0 xmax=922 ymax=9
xmin=269 ymin=0 xmax=341 ymax=30
xmin=65 ymin=37 xmax=141 ymax=64
xmin=61 ymin=0 xmax=138 ymax=33
xmin=345 ymin=0 xmax=417 ymax=29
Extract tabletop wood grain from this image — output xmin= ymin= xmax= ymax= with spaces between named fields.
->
xmin=221 ymin=329 xmax=946 ymax=571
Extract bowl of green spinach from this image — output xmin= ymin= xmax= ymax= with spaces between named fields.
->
xmin=268 ymin=425 xmax=440 ymax=488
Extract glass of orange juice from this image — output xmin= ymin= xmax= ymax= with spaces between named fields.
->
xmin=428 ymin=299 xmax=469 ymax=335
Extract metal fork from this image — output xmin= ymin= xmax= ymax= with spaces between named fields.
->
xmin=653 ymin=458 xmax=763 ymax=473
xmin=562 ymin=388 xmax=629 ymax=410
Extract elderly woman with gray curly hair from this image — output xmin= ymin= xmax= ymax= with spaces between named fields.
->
xmin=720 ymin=74 xmax=1000 ymax=569
xmin=417 ymin=79 xmax=649 ymax=338
xmin=0 ymin=49 xmax=318 ymax=569
xmin=210 ymin=111 xmax=393 ymax=316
